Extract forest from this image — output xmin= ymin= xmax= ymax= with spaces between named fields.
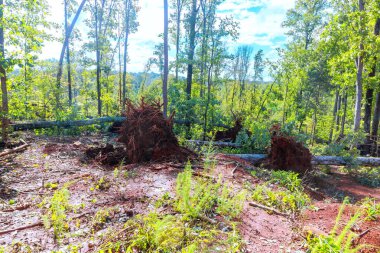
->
xmin=0 ymin=0 xmax=380 ymax=252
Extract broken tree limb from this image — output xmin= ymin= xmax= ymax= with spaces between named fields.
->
xmin=249 ymin=202 xmax=289 ymax=217
xmin=11 ymin=117 xmax=229 ymax=131
xmin=0 ymin=143 xmax=30 ymax=158
xmin=0 ymin=221 xmax=43 ymax=236
xmin=229 ymin=154 xmax=380 ymax=167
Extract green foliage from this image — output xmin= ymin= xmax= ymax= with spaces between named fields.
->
xmin=352 ymin=167 xmax=380 ymax=188
xmin=270 ymin=170 xmax=303 ymax=192
xmin=175 ymin=162 xmax=247 ymax=220
xmin=306 ymin=198 xmax=369 ymax=253
xmin=251 ymin=183 xmax=310 ymax=213
xmin=360 ymin=198 xmax=380 ymax=221
xmin=91 ymin=208 xmax=113 ymax=232
xmin=175 ymin=162 xmax=220 ymax=218
xmin=91 ymin=176 xmax=111 ymax=191
xmin=39 ymin=186 xmax=71 ymax=240
xmin=235 ymin=124 xmax=270 ymax=153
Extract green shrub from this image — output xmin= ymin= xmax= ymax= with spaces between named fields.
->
xmin=251 ymin=184 xmax=310 ymax=213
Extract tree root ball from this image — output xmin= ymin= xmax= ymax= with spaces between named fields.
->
xmin=118 ymin=99 xmax=195 ymax=163
xmin=267 ymin=135 xmax=312 ymax=174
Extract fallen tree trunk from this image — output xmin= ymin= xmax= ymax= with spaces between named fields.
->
xmin=230 ymin=154 xmax=380 ymax=167
xmin=11 ymin=117 xmax=229 ymax=131
xmin=11 ymin=117 xmax=125 ymax=131
xmin=0 ymin=143 xmax=30 ymax=158
xmin=186 ymin=140 xmax=241 ymax=147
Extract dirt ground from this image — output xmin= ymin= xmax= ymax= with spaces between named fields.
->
xmin=0 ymin=135 xmax=379 ymax=252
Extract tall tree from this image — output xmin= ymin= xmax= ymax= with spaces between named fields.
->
xmin=353 ymin=0 xmax=365 ymax=132
xmin=163 ymin=0 xmax=169 ymax=118
xmin=185 ymin=0 xmax=197 ymax=101
xmin=172 ymin=0 xmax=187 ymax=82
xmin=122 ymin=0 xmax=139 ymax=110
xmin=56 ymin=0 xmax=87 ymax=108
xmin=64 ymin=0 xmax=73 ymax=106
xmin=0 ymin=0 xmax=8 ymax=143
xmin=253 ymin=49 xmax=264 ymax=83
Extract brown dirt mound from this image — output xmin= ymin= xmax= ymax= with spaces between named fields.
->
xmin=267 ymin=126 xmax=312 ymax=174
xmin=118 ymin=99 xmax=195 ymax=163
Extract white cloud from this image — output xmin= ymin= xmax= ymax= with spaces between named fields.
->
xmin=41 ymin=0 xmax=295 ymax=73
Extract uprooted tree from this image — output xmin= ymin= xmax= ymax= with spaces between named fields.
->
xmin=266 ymin=124 xmax=312 ymax=174
xmin=118 ymin=100 xmax=194 ymax=163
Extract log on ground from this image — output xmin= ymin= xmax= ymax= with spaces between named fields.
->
xmin=229 ymin=154 xmax=380 ymax=167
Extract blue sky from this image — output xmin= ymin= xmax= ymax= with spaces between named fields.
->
xmin=44 ymin=0 xmax=295 ymax=78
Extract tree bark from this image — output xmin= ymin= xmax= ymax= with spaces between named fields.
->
xmin=122 ymin=0 xmax=131 ymax=111
xmin=0 ymin=0 xmax=8 ymax=143
xmin=372 ymin=92 xmax=380 ymax=156
xmin=185 ymin=0 xmax=197 ymax=136
xmin=353 ymin=0 xmax=365 ymax=132
xmin=163 ymin=0 xmax=169 ymax=118
xmin=64 ymin=0 xmax=73 ymax=106
xmin=230 ymin=154 xmax=380 ymax=166
xmin=186 ymin=0 xmax=197 ymax=100
xmin=329 ymin=90 xmax=339 ymax=143
xmin=174 ymin=0 xmax=182 ymax=83
xmin=340 ymin=91 xmax=348 ymax=138
xmin=56 ymin=0 xmax=87 ymax=106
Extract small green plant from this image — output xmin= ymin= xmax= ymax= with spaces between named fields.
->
xmin=39 ymin=186 xmax=71 ymax=240
xmin=306 ymin=198 xmax=369 ymax=253
xmin=44 ymin=182 xmax=58 ymax=190
xmin=360 ymin=198 xmax=380 ymax=221
xmin=201 ymin=141 xmax=218 ymax=170
xmin=154 ymin=192 xmax=172 ymax=208
xmin=217 ymin=185 xmax=247 ymax=219
xmin=175 ymin=162 xmax=220 ymax=218
xmin=270 ymin=170 xmax=302 ymax=192
xmin=251 ymin=184 xmax=310 ymax=213
xmin=176 ymin=162 xmax=247 ymax=219
xmin=91 ymin=176 xmax=111 ymax=191
xmin=91 ymin=208 xmax=112 ymax=232
xmin=8 ymin=199 xmax=15 ymax=205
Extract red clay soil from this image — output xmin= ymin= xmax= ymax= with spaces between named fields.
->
xmin=267 ymin=135 xmax=312 ymax=174
xmin=118 ymin=100 xmax=194 ymax=163
xmin=302 ymin=202 xmax=380 ymax=253
xmin=313 ymin=168 xmax=380 ymax=202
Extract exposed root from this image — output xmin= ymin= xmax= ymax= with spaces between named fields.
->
xmin=118 ymin=99 xmax=196 ymax=163
xmin=267 ymin=124 xmax=312 ymax=174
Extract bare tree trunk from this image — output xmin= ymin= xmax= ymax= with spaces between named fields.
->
xmin=329 ymin=90 xmax=339 ymax=143
xmin=163 ymin=0 xmax=169 ymax=118
xmin=340 ymin=91 xmax=348 ymax=138
xmin=64 ymin=0 xmax=73 ymax=106
xmin=354 ymin=0 xmax=365 ymax=132
xmin=185 ymin=0 xmax=197 ymax=136
xmin=95 ymin=0 xmax=106 ymax=116
xmin=175 ymin=0 xmax=182 ymax=83
xmin=0 ymin=0 xmax=8 ymax=143
xmin=199 ymin=0 xmax=207 ymax=98
xmin=122 ymin=0 xmax=131 ymax=111
xmin=118 ymin=13 xmax=122 ymax=109
xmin=186 ymin=0 xmax=197 ymax=101
xmin=203 ymin=36 xmax=214 ymax=141
xmin=335 ymin=94 xmax=341 ymax=133
xmin=56 ymin=0 xmax=87 ymax=107
xmin=372 ymin=93 xmax=380 ymax=156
